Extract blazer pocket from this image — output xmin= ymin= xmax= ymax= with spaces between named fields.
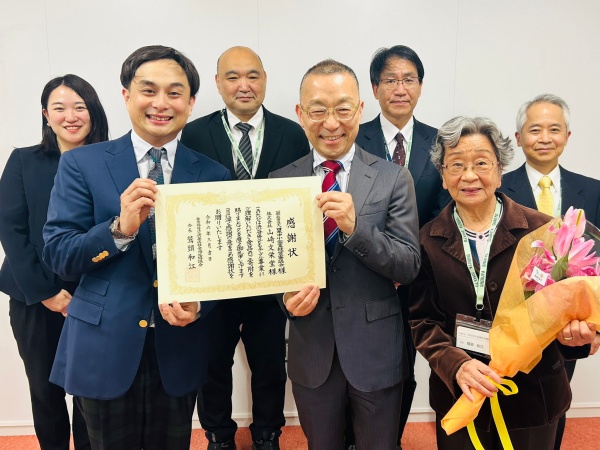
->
xmin=365 ymin=295 xmax=400 ymax=322
xmin=67 ymin=297 xmax=104 ymax=325
xmin=359 ymin=199 xmax=386 ymax=216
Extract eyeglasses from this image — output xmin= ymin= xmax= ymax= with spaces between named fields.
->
xmin=379 ymin=77 xmax=420 ymax=90
xmin=442 ymin=159 xmax=499 ymax=175
xmin=301 ymin=104 xmax=360 ymax=123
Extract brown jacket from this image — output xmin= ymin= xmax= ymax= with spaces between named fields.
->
xmin=409 ymin=193 xmax=589 ymax=431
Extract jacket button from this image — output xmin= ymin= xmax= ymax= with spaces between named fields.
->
xmin=330 ymin=267 xmax=337 ymax=273
xmin=139 ymin=320 xmax=148 ymax=328
xmin=92 ymin=256 xmax=98 ymax=262
xmin=488 ymin=281 xmax=498 ymax=292
xmin=153 ymin=280 xmax=158 ymax=288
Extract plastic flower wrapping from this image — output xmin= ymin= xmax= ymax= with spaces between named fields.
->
xmin=442 ymin=207 xmax=600 ymax=435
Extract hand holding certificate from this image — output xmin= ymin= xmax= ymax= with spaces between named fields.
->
xmin=154 ymin=176 xmax=326 ymax=303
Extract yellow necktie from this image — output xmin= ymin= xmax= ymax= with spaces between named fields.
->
xmin=536 ymin=176 xmax=554 ymax=216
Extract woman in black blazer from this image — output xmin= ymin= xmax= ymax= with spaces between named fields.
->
xmin=0 ymin=75 xmax=109 ymax=450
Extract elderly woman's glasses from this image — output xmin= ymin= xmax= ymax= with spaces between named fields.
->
xmin=301 ymin=104 xmax=360 ymax=123
xmin=442 ymin=159 xmax=498 ymax=175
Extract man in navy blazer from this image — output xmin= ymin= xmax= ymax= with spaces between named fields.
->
xmin=353 ymin=45 xmax=449 ymax=450
xmin=498 ymin=93 xmax=600 ymax=450
xmin=270 ymin=59 xmax=420 ymax=450
xmin=180 ymin=46 xmax=309 ymax=450
xmin=43 ymin=46 xmax=231 ymax=450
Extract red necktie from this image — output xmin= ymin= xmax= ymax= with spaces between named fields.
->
xmin=392 ymin=132 xmax=406 ymax=166
xmin=321 ymin=160 xmax=342 ymax=257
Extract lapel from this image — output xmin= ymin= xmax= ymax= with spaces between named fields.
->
xmin=504 ymin=164 xmax=537 ymax=209
xmin=407 ymin=118 xmax=431 ymax=184
xmin=359 ymin=117 xmax=387 ymax=159
xmin=255 ymin=107 xmax=281 ymax=179
xmin=209 ymin=111 xmax=236 ymax=174
xmin=105 ymin=133 xmax=154 ymax=272
xmin=559 ymin=166 xmax=585 ymax=214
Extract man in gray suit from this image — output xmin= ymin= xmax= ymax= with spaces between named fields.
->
xmin=269 ymin=59 xmax=421 ymax=450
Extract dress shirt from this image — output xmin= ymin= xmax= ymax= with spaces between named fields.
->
xmin=312 ymin=145 xmax=355 ymax=192
xmin=379 ymin=114 xmax=414 ymax=166
xmin=525 ymin=163 xmax=561 ymax=217
xmin=226 ymin=106 xmax=265 ymax=178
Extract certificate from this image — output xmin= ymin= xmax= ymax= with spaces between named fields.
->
xmin=155 ymin=176 xmax=326 ymax=303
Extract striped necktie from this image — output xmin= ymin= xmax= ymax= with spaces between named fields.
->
xmin=235 ymin=122 xmax=253 ymax=180
xmin=321 ymin=160 xmax=343 ymax=257
xmin=536 ymin=175 xmax=554 ymax=216
xmin=392 ymin=132 xmax=406 ymax=166
xmin=148 ymin=147 xmax=165 ymax=258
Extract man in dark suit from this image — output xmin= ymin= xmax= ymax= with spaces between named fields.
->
xmin=180 ymin=46 xmax=309 ymax=450
xmin=351 ymin=45 xmax=450 ymax=450
xmin=498 ymin=93 xmax=600 ymax=449
xmin=269 ymin=59 xmax=420 ymax=450
xmin=42 ymin=45 xmax=231 ymax=450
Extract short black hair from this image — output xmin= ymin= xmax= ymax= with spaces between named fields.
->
xmin=120 ymin=45 xmax=200 ymax=96
xmin=40 ymin=74 xmax=109 ymax=156
xmin=369 ymin=45 xmax=424 ymax=86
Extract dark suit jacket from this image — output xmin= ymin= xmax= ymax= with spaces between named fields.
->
xmin=409 ymin=194 xmax=589 ymax=431
xmin=356 ymin=116 xmax=450 ymax=227
xmin=269 ymin=146 xmax=421 ymax=392
xmin=42 ymin=133 xmax=231 ymax=400
xmin=0 ymin=146 xmax=77 ymax=304
xmin=181 ymin=106 xmax=310 ymax=303
xmin=498 ymin=163 xmax=600 ymax=227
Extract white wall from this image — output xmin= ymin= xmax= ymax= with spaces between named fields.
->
xmin=1 ymin=0 xmax=599 ymax=434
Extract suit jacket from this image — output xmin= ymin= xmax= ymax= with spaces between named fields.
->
xmin=409 ymin=194 xmax=589 ymax=431
xmin=181 ymin=105 xmax=310 ymax=304
xmin=498 ymin=163 xmax=600 ymax=227
xmin=356 ymin=116 xmax=450 ymax=227
xmin=269 ymin=146 xmax=421 ymax=392
xmin=0 ymin=146 xmax=77 ymax=304
xmin=42 ymin=133 xmax=231 ymax=400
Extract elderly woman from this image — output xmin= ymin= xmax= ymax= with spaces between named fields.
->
xmin=409 ymin=116 xmax=594 ymax=449
xmin=0 ymin=75 xmax=109 ymax=450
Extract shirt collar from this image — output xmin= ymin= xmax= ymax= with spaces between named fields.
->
xmin=226 ymin=106 xmax=264 ymax=130
xmin=379 ymin=114 xmax=414 ymax=146
xmin=312 ymin=144 xmax=355 ymax=173
xmin=130 ymin=129 xmax=178 ymax=167
xmin=525 ymin=162 xmax=560 ymax=191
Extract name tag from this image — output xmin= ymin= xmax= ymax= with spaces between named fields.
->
xmin=455 ymin=314 xmax=492 ymax=357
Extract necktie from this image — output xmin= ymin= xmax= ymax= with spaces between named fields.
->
xmin=536 ymin=175 xmax=554 ymax=216
xmin=148 ymin=147 xmax=165 ymax=258
xmin=392 ymin=132 xmax=406 ymax=166
xmin=321 ymin=160 xmax=343 ymax=257
xmin=235 ymin=122 xmax=254 ymax=180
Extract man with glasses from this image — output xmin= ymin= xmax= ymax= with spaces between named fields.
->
xmin=351 ymin=45 xmax=449 ymax=450
xmin=269 ymin=59 xmax=420 ymax=450
xmin=498 ymin=93 xmax=600 ymax=450
xmin=180 ymin=46 xmax=309 ymax=450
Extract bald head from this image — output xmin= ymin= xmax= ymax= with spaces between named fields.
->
xmin=215 ymin=46 xmax=267 ymax=122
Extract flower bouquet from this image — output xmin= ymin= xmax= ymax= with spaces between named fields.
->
xmin=441 ymin=207 xmax=600 ymax=437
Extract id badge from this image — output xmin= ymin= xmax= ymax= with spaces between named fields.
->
xmin=454 ymin=314 xmax=492 ymax=358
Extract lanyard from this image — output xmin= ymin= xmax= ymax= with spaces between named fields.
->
xmin=220 ymin=110 xmax=265 ymax=179
xmin=453 ymin=198 xmax=502 ymax=314
xmin=384 ymin=133 xmax=413 ymax=167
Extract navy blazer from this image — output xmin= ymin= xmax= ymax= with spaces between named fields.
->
xmin=498 ymin=164 xmax=600 ymax=227
xmin=42 ymin=133 xmax=231 ymax=400
xmin=356 ymin=115 xmax=450 ymax=227
xmin=0 ymin=146 xmax=77 ymax=304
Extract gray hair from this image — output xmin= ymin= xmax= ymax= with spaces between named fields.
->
xmin=431 ymin=116 xmax=513 ymax=173
xmin=515 ymin=94 xmax=570 ymax=134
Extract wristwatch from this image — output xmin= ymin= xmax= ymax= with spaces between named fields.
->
xmin=109 ymin=216 xmax=138 ymax=240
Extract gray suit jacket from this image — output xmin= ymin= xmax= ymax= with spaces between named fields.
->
xmin=269 ymin=146 xmax=421 ymax=392
xmin=498 ymin=164 xmax=600 ymax=227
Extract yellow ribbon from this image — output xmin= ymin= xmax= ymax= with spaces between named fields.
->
xmin=466 ymin=378 xmax=519 ymax=450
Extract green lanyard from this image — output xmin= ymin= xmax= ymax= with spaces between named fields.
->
xmin=384 ymin=132 xmax=413 ymax=167
xmin=220 ymin=110 xmax=265 ymax=179
xmin=453 ymin=198 xmax=502 ymax=314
